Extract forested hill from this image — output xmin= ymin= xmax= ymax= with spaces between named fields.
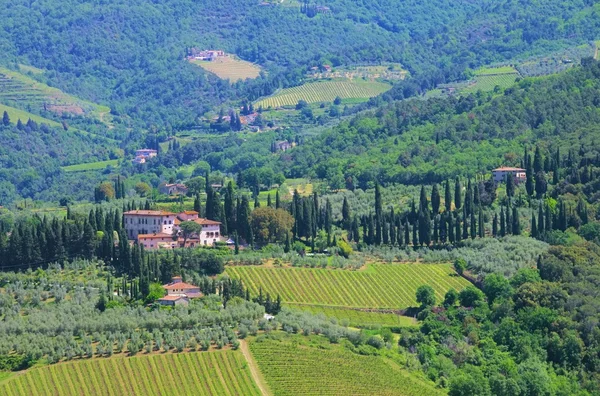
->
xmin=277 ymin=59 xmax=600 ymax=190
xmin=2 ymin=0 xmax=600 ymax=125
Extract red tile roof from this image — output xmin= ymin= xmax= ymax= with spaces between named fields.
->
xmin=194 ymin=218 xmax=221 ymax=226
xmin=124 ymin=210 xmax=176 ymax=216
xmin=163 ymin=282 xmax=199 ymax=290
xmin=182 ymin=211 xmax=199 ymax=215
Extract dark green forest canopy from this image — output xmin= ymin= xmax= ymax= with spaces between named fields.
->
xmin=2 ymin=0 xmax=600 ymax=125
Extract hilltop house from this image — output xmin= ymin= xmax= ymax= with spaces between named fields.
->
xmin=275 ymin=140 xmax=292 ymax=152
xmin=492 ymin=167 xmax=526 ymax=183
xmin=125 ymin=210 xmax=223 ymax=249
xmin=189 ymin=49 xmax=225 ymax=61
xmin=159 ymin=183 xmax=189 ymax=196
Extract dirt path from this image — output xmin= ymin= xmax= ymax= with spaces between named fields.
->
xmin=239 ymin=340 xmax=272 ymax=396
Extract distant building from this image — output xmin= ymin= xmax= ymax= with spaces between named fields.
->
xmin=275 ymin=140 xmax=292 ymax=151
xmin=126 ymin=210 xmax=223 ymax=248
xmin=157 ymin=295 xmax=189 ymax=306
xmin=123 ymin=210 xmax=177 ymax=240
xmin=189 ymin=49 xmax=225 ymax=61
xmin=157 ymin=276 xmax=202 ymax=306
xmin=133 ymin=149 xmax=157 ymax=164
xmin=492 ymin=167 xmax=526 ymax=183
xmin=159 ymin=183 xmax=189 ymax=196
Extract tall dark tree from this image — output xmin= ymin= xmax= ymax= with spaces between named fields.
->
xmin=444 ymin=179 xmax=452 ymax=212
xmin=2 ymin=111 xmax=9 ymax=126
xmin=431 ymin=184 xmax=440 ymax=214
xmin=454 ymin=177 xmax=462 ymax=210
xmin=342 ymin=196 xmax=351 ymax=232
xmin=419 ymin=186 xmax=429 ymax=213
xmin=512 ymin=207 xmax=521 ymax=235
xmin=375 ymin=184 xmax=382 ymax=245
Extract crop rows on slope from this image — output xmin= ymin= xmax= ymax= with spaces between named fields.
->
xmin=226 ymin=263 xmax=470 ymax=309
xmin=286 ymin=304 xmax=418 ymax=327
xmin=250 ymin=336 xmax=443 ymax=396
xmin=255 ymin=80 xmax=391 ymax=108
xmin=0 ymin=350 xmax=260 ymax=396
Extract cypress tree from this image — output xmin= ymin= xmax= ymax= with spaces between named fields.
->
xmin=448 ymin=214 xmax=455 ymax=243
xmin=375 ymin=184 xmax=382 ymax=245
xmin=500 ymin=208 xmax=506 ymax=237
xmin=2 ymin=111 xmax=9 ymax=126
xmin=342 ymin=196 xmax=351 ymax=231
xmin=465 ymin=180 xmax=473 ymax=216
xmin=431 ymin=184 xmax=440 ymax=214
xmin=352 ymin=217 xmax=360 ymax=243
xmin=455 ymin=214 xmax=462 ymax=243
xmin=512 ymin=207 xmax=521 ymax=235
xmin=433 ymin=215 xmax=439 ymax=244
xmin=462 ymin=206 xmax=468 ymax=240
xmin=545 ymin=203 xmax=553 ymax=232
xmin=478 ymin=207 xmax=484 ymax=238
xmin=267 ymin=194 xmax=272 ymax=207
xmin=470 ymin=209 xmax=476 ymax=239
xmin=254 ymin=194 xmax=260 ymax=208
xmin=454 ymin=177 xmax=462 ymax=210
xmin=275 ymin=190 xmax=280 ymax=209
xmin=404 ymin=220 xmax=410 ymax=247
xmin=492 ymin=213 xmax=498 ymax=237
xmin=533 ymin=146 xmax=543 ymax=174
xmin=445 ymin=179 xmax=452 ymax=212
xmin=538 ymin=205 xmax=545 ymax=235
xmin=419 ymin=186 xmax=429 ymax=213
xmin=418 ymin=210 xmax=431 ymax=246
xmin=412 ymin=221 xmax=418 ymax=247
xmin=506 ymin=173 xmax=515 ymax=198
xmin=531 ymin=213 xmax=538 ymax=238
xmin=526 ymin=152 xmax=535 ymax=196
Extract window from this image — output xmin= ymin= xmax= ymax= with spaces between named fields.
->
xmin=169 ymin=220 xmax=172 ymax=224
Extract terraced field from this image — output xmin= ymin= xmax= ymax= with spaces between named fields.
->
xmin=0 ymin=351 xmax=260 ymax=396
xmin=255 ymin=79 xmax=391 ymax=108
xmin=226 ymin=263 xmax=470 ymax=309
xmin=0 ymin=66 xmax=110 ymax=121
xmin=288 ymin=304 xmax=418 ymax=328
xmin=250 ymin=335 xmax=443 ymax=396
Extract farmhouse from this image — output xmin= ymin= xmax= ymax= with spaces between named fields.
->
xmin=125 ymin=210 xmax=223 ymax=248
xmin=492 ymin=166 xmax=526 ymax=183
xmin=158 ymin=276 xmax=202 ymax=306
xmin=159 ymin=183 xmax=189 ymax=196
xmin=157 ymin=294 xmax=189 ymax=306
xmin=189 ymin=49 xmax=225 ymax=61
xmin=275 ymin=140 xmax=292 ymax=151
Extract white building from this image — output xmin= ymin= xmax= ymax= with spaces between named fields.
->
xmin=125 ymin=210 xmax=223 ymax=249
xmin=123 ymin=210 xmax=177 ymax=240
xmin=492 ymin=167 xmax=526 ymax=183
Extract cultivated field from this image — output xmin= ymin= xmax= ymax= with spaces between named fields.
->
xmin=250 ymin=335 xmax=443 ymax=396
xmin=460 ymin=66 xmax=520 ymax=93
xmin=191 ymin=56 xmax=262 ymax=82
xmin=226 ymin=263 xmax=470 ymax=309
xmin=287 ymin=304 xmax=418 ymax=328
xmin=0 ymin=66 xmax=111 ymax=122
xmin=255 ymin=79 xmax=391 ymax=108
xmin=62 ymin=159 xmax=119 ymax=172
xmin=0 ymin=350 xmax=260 ymax=396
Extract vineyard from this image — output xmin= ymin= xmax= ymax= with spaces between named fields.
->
xmin=226 ymin=263 xmax=470 ymax=309
xmin=287 ymin=304 xmax=418 ymax=328
xmin=250 ymin=335 xmax=443 ymax=395
xmin=254 ymin=79 xmax=391 ymax=108
xmin=0 ymin=351 xmax=260 ymax=396
xmin=460 ymin=66 xmax=520 ymax=94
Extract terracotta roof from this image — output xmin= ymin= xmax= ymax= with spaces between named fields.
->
xmin=163 ymin=282 xmax=199 ymax=290
xmin=138 ymin=233 xmax=173 ymax=239
xmin=183 ymin=211 xmax=199 ymax=215
xmin=493 ymin=167 xmax=525 ymax=172
xmin=174 ymin=218 xmax=181 ymax=225
xmin=184 ymin=292 xmax=203 ymax=298
xmin=158 ymin=295 xmax=187 ymax=301
xmin=124 ymin=210 xmax=176 ymax=216
xmin=194 ymin=218 xmax=221 ymax=226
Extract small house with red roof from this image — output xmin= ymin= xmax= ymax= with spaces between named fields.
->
xmin=158 ymin=276 xmax=202 ymax=306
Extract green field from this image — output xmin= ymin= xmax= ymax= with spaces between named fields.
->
xmin=288 ymin=305 xmax=418 ymax=328
xmin=0 ymin=350 xmax=260 ymax=396
xmin=461 ymin=66 xmax=520 ymax=93
xmin=250 ymin=335 xmax=443 ymax=396
xmin=227 ymin=263 xmax=470 ymax=309
xmin=190 ymin=56 xmax=262 ymax=82
xmin=255 ymin=79 xmax=391 ymax=108
xmin=0 ymin=66 xmax=111 ymax=123
xmin=62 ymin=159 xmax=119 ymax=172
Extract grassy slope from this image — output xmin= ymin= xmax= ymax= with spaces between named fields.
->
xmin=287 ymin=304 xmax=418 ymax=328
xmin=250 ymin=334 xmax=443 ymax=396
xmin=62 ymin=159 xmax=119 ymax=172
xmin=190 ymin=57 xmax=262 ymax=82
xmin=0 ymin=350 xmax=260 ymax=396
xmin=226 ymin=263 xmax=470 ymax=309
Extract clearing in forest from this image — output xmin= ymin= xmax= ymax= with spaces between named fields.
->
xmin=226 ymin=263 xmax=470 ymax=309
xmin=255 ymin=79 xmax=392 ymax=108
xmin=250 ymin=335 xmax=444 ymax=396
xmin=62 ymin=159 xmax=119 ymax=172
xmin=190 ymin=56 xmax=262 ymax=82
xmin=0 ymin=350 xmax=261 ymax=396
xmin=460 ymin=66 xmax=520 ymax=93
